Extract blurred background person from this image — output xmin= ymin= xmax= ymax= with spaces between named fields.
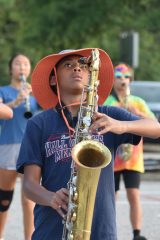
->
xmin=0 ymin=53 xmax=40 ymax=240
xmin=104 ymin=63 xmax=155 ymax=240
xmin=0 ymin=101 xmax=13 ymax=119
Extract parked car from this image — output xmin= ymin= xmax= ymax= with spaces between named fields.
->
xmin=130 ymin=81 xmax=160 ymax=170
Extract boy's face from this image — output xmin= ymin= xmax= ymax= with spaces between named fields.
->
xmin=56 ymin=55 xmax=89 ymax=95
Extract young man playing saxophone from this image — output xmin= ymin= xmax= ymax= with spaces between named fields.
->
xmin=16 ymin=49 xmax=160 ymax=240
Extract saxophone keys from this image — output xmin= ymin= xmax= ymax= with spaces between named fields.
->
xmin=71 ymin=212 xmax=77 ymax=222
xmin=69 ymin=231 xmax=74 ymax=240
xmin=72 ymin=176 xmax=77 ymax=186
xmin=82 ymin=116 xmax=91 ymax=127
xmin=73 ymin=191 xmax=78 ymax=201
xmin=94 ymin=80 xmax=100 ymax=87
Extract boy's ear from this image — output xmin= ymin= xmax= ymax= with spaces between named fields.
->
xmin=50 ymin=76 xmax=56 ymax=86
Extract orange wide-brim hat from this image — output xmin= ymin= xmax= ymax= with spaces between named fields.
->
xmin=31 ymin=48 xmax=114 ymax=109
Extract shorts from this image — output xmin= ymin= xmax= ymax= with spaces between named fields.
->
xmin=114 ymin=169 xmax=141 ymax=192
xmin=0 ymin=144 xmax=21 ymax=170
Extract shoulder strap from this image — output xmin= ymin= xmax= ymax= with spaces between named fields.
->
xmin=55 ymin=103 xmax=74 ymax=128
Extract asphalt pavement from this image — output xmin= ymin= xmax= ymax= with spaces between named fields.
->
xmin=3 ymin=175 xmax=160 ymax=240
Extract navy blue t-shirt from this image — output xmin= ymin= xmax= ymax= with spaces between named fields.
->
xmin=17 ymin=105 xmax=140 ymax=240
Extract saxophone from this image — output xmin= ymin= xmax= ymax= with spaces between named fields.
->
xmin=62 ymin=49 xmax=111 ymax=240
xmin=118 ymin=82 xmax=133 ymax=161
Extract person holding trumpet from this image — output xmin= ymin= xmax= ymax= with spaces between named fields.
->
xmin=104 ymin=63 xmax=155 ymax=240
xmin=0 ymin=53 xmax=39 ymax=240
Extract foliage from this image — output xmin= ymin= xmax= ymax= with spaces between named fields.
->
xmin=0 ymin=0 xmax=160 ymax=84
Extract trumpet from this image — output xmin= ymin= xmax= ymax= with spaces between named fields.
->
xmin=20 ymin=74 xmax=33 ymax=119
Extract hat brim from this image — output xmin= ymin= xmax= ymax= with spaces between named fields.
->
xmin=31 ymin=48 xmax=114 ymax=109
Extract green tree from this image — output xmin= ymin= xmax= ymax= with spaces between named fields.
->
xmin=0 ymin=0 xmax=160 ymax=84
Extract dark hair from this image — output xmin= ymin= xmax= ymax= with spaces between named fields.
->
xmin=8 ymin=53 xmax=31 ymax=73
xmin=111 ymin=88 xmax=120 ymax=102
xmin=49 ymin=69 xmax=57 ymax=95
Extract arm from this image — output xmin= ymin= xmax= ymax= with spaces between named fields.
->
xmin=0 ymin=102 xmax=13 ymax=119
xmin=6 ymin=82 xmax=32 ymax=109
xmin=90 ymin=112 xmax=160 ymax=139
xmin=23 ymin=164 xmax=68 ymax=218
xmin=6 ymin=91 xmax=26 ymax=108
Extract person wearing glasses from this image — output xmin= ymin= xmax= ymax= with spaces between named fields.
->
xmin=104 ymin=63 xmax=155 ymax=240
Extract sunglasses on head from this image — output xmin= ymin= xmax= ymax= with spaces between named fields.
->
xmin=114 ymin=71 xmax=131 ymax=79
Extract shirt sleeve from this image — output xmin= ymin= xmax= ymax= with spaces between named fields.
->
xmin=134 ymin=96 xmax=155 ymax=119
xmin=16 ymin=118 xmax=44 ymax=174
xmin=103 ymin=95 xmax=117 ymax=106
